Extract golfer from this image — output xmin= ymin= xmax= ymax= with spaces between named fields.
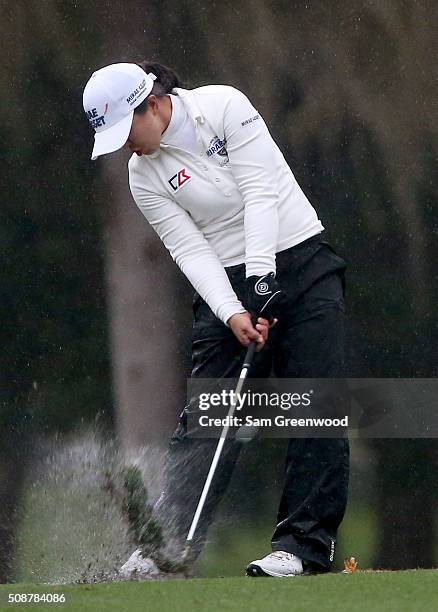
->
xmin=83 ymin=61 xmax=349 ymax=577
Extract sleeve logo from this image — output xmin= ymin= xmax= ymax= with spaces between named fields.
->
xmin=168 ymin=168 xmax=191 ymax=191
xmin=241 ymin=114 xmax=259 ymax=127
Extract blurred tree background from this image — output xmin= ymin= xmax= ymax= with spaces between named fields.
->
xmin=1 ymin=0 xmax=437 ymax=582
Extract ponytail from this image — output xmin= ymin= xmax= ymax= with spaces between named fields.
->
xmin=133 ymin=60 xmax=183 ymax=114
xmin=138 ymin=60 xmax=183 ymax=94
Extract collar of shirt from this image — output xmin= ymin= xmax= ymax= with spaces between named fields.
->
xmin=161 ymin=94 xmax=186 ymax=144
xmin=147 ymin=92 xmax=199 ymax=159
xmin=172 ymin=87 xmax=204 ymax=124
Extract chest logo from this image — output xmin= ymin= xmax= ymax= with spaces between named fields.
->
xmin=168 ymin=168 xmax=191 ymax=191
xmin=206 ymin=137 xmax=229 ymax=166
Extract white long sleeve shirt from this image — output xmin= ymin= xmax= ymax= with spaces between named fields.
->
xmin=128 ymin=85 xmax=324 ymax=324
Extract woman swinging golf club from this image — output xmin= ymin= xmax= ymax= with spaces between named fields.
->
xmin=83 ymin=61 xmax=349 ymax=578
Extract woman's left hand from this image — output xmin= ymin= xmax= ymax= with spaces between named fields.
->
xmin=255 ymin=316 xmax=277 ymax=348
xmin=228 ymin=312 xmax=277 ymax=351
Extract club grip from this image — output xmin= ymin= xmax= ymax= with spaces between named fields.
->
xmin=242 ymin=340 xmax=257 ymax=369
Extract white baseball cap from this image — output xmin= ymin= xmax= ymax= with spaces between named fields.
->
xmin=83 ymin=63 xmax=157 ymax=160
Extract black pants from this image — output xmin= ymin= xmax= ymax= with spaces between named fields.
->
xmin=157 ymin=234 xmax=349 ymax=571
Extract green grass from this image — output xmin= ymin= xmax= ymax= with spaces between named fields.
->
xmin=1 ymin=571 xmax=437 ymax=612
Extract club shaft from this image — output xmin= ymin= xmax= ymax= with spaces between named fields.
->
xmin=186 ymin=341 xmax=256 ymax=543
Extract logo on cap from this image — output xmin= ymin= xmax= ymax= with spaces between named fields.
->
xmin=86 ymin=107 xmax=106 ymax=129
xmin=127 ymin=78 xmax=148 ymax=105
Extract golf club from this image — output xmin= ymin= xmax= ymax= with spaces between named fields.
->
xmin=182 ymin=340 xmax=257 ymax=563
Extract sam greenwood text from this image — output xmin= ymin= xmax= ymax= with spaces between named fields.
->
xmin=199 ymin=415 xmax=349 ymax=427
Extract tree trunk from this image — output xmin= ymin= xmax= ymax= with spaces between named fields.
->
xmin=101 ymin=152 xmax=191 ymax=450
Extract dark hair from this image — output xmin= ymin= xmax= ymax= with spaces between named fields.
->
xmin=134 ymin=60 xmax=183 ymax=114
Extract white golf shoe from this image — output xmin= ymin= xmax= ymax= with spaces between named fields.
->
xmin=119 ymin=549 xmax=159 ymax=579
xmin=246 ymin=551 xmax=304 ymax=577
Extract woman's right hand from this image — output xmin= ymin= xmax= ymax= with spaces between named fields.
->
xmin=227 ymin=312 xmax=276 ymax=351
